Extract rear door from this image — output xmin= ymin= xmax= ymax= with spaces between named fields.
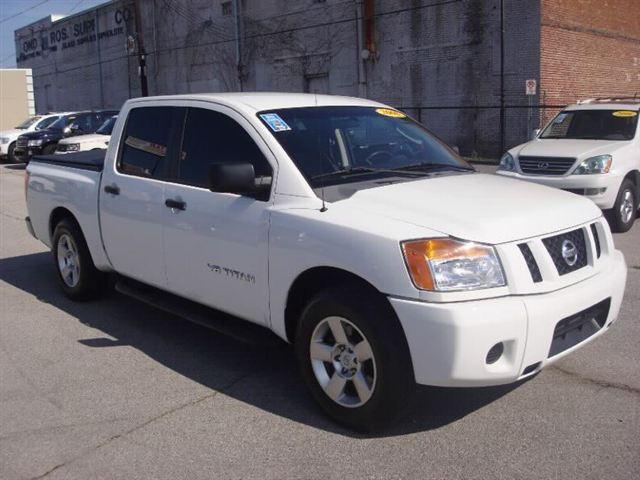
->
xmin=100 ymin=105 xmax=184 ymax=288
xmin=162 ymin=103 xmax=275 ymax=325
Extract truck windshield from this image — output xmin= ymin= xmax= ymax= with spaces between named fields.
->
xmin=541 ymin=109 xmax=639 ymax=141
xmin=16 ymin=116 xmax=42 ymax=129
xmin=96 ymin=116 xmax=117 ymax=135
xmin=257 ymin=106 xmax=471 ymax=186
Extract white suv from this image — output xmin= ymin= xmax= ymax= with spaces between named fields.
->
xmin=0 ymin=113 xmax=66 ymax=163
xmin=497 ymin=98 xmax=640 ymax=232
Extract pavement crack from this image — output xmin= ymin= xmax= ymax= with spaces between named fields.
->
xmin=29 ymin=371 xmax=255 ymax=480
xmin=552 ymin=365 xmax=640 ymax=396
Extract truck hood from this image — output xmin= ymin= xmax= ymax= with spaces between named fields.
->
xmin=515 ymin=138 xmax=628 ymax=159
xmin=334 ymin=173 xmax=601 ymax=244
xmin=59 ymin=133 xmax=108 ymax=144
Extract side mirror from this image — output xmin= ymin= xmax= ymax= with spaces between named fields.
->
xmin=208 ymin=162 xmax=256 ymax=195
xmin=532 ymin=129 xmax=541 ymax=139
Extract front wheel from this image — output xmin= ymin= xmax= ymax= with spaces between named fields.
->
xmin=607 ymin=179 xmax=636 ymax=233
xmin=7 ymin=142 xmax=16 ymax=163
xmin=295 ymin=285 xmax=414 ymax=431
xmin=42 ymin=144 xmax=57 ymax=155
xmin=52 ymin=218 xmax=106 ymax=300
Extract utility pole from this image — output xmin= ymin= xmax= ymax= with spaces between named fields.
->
xmin=133 ymin=0 xmax=149 ymax=97
xmin=499 ymin=0 xmax=505 ymax=154
xmin=232 ymin=0 xmax=243 ymax=91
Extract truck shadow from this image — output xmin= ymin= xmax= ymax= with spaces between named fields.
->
xmin=0 ymin=252 xmax=526 ymax=438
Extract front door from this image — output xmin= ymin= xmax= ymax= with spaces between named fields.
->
xmin=100 ymin=105 xmax=183 ymax=288
xmin=162 ymin=104 xmax=275 ymax=325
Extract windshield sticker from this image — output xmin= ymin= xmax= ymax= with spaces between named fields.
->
xmin=260 ymin=113 xmax=291 ymax=132
xmin=554 ymin=113 xmax=568 ymax=123
xmin=612 ymin=110 xmax=638 ymax=118
xmin=375 ymin=108 xmax=407 ymax=118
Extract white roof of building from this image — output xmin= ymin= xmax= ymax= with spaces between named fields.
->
xmin=128 ymin=92 xmax=387 ymax=113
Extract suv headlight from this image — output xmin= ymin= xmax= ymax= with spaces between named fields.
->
xmin=0 ymin=137 xmax=9 ymax=144
xmin=66 ymin=143 xmax=80 ymax=151
xmin=497 ymin=152 xmax=515 ymax=172
xmin=574 ymin=155 xmax=612 ymax=175
xmin=401 ymin=238 xmax=506 ymax=291
xmin=28 ymin=139 xmax=43 ymax=147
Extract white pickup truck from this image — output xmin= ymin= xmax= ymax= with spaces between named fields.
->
xmin=25 ymin=93 xmax=627 ymax=430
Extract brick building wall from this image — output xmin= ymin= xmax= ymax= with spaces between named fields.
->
xmin=540 ymin=0 xmax=640 ymax=124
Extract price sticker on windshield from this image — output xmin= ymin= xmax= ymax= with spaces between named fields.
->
xmin=260 ymin=113 xmax=291 ymax=132
xmin=612 ymin=110 xmax=638 ymax=118
xmin=375 ymin=108 xmax=407 ymax=118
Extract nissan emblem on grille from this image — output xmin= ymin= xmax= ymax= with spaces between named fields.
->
xmin=561 ymin=239 xmax=578 ymax=266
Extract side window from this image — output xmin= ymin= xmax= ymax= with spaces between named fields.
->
xmin=75 ymin=115 xmax=94 ymax=132
xmin=177 ymin=108 xmax=272 ymax=188
xmin=119 ymin=107 xmax=180 ymax=178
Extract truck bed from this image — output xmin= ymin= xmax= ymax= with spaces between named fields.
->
xmin=31 ymin=150 xmax=106 ymax=171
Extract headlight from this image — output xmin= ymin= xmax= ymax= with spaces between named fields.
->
xmin=28 ymin=139 xmax=43 ymax=147
xmin=574 ymin=155 xmax=612 ymax=175
xmin=402 ymin=238 xmax=506 ymax=291
xmin=497 ymin=152 xmax=515 ymax=172
xmin=66 ymin=143 xmax=80 ymax=151
xmin=0 ymin=137 xmax=9 ymax=144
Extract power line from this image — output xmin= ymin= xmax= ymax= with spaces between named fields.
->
xmin=68 ymin=0 xmax=89 ymax=15
xmin=0 ymin=0 xmax=52 ymax=24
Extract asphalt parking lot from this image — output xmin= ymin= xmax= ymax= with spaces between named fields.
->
xmin=1 ymin=162 xmax=638 ymax=480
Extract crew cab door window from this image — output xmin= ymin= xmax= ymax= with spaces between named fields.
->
xmin=175 ymin=107 xmax=272 ymax=190
xmin=100 ymin=106 xmax=183 ymax=289
xmin=163 ymin=106 xmax=273 ymax=324
xmin=119 ymin=106 xmax=182 ymax=178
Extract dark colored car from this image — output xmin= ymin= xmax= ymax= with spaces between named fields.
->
xmin=15 ymin=110 xmax=118 ymax=163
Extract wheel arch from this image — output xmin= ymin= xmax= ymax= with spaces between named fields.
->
xmin=624 ymin=169 xmax=640 ymax=202
xmin=284 ymin=266 xmax=402 ymax=345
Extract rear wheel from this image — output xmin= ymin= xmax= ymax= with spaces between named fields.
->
xmin=607 ymin=179 xmax=636 ymax=233
xmin=52 ymin=218 xmax=105 ymax=300
xmin=295 ymin=284 xmax=414 ymax=431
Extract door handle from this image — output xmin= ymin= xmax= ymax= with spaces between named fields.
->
xmin=165 ymin=198 xmax=186 ymax=211
xmin=104 ymin=184 xmax=120 ymax=195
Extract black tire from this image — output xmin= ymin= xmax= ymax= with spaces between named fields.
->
xmin=295 ymin=284 xmax=414 ymax=431
xmin=607 ymin=179 xmax=636 ymax=233
xmin=52 ymin=218 xmax=106 ymax=300
xmin=42 ymin=144 xmax=57 ymax=155
xmin=7 ymin=142 xmax=16 ymax=163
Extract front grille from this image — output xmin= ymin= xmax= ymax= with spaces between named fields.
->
xmin=590 ymin=223 xmax=601 ymax=258
xmin=542 ymin=228 xmax=588 ymax=275
xmin=518 ymin=156 xmax=576 ymax=176
xmin=17 ymin=137 xmax=28 ymax=148
xmin=548 ymin=298 xmax=610 ymax=357
xmin=518 ymin=243 xmax=542 ymax=283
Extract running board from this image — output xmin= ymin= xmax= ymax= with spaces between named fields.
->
xmin=114 ymin=277 xmax=284 ymax=347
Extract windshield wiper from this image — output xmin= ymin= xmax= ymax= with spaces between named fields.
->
xmin=396 ymin=162 xmax=475 ymax=172
xmin=310 ymin=166 xmax=428 ymax=182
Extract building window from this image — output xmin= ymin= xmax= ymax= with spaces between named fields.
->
xmin=221 ymin=1 xmax=232 ymax=16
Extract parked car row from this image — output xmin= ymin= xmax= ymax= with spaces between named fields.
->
xmin=24 ymin=93 xmax=628 ymax=430
xmin=497 ymin=97 xmax=640 ymax=232
xmin=0 ymin=110 xmax=118 ymax=164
